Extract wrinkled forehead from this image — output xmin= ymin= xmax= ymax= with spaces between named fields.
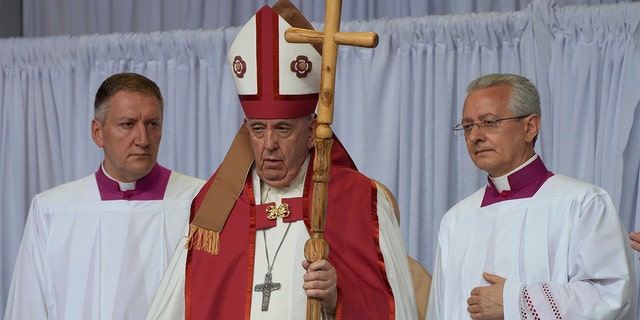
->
xmin=245 ymin=115 xmax=310 ymax=127
xmin=105 ymin=92 xmax=163 ymax=117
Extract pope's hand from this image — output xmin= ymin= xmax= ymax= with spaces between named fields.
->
xmin=302 ymin=259 xmax=338 ymax=315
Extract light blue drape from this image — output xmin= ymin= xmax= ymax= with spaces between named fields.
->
xmin=3 ymin=0 xmax=640 ymax=316
xmin=21 ymin=0 xmax=638 ymax=37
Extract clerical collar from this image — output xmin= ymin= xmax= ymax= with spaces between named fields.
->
xmin=481 ymin=155 xmax=554 ymax=207
xmin=95 ymin=163 xmax=171 ymax=201
xmin=489 ymin=154 xmax=538 ymax=193
xmin=101 ymin=162 xmax=137 ymax=191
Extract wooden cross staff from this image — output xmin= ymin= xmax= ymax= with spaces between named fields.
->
xmin=285 ymin=1 xmax=378 ymax=319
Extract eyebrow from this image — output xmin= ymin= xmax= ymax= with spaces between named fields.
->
xmin=248 ymin=120 xmax=295 ymax=127
xmin=461 ymin=113 xmax=500 ymax=122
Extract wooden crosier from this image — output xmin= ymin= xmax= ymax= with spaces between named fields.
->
xmin=284 ymin=1 xmax=378 ymax=319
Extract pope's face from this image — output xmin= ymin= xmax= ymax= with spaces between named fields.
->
xmin=91 ymin=91 xmax=163 ymax=182
xmin=461 ymin=85 xmax=538 ymax=177
xmin=245 ymin=116 xmax=315 ymax=188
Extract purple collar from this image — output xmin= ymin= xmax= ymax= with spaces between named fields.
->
xmin=95 ymin=163 xmax=171 ymax=201
xmin=481 ymin=157 xmax=554 ymax=207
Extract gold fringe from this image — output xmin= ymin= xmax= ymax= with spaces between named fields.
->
xmin=184 ymin=224 xmax=220 ymax=255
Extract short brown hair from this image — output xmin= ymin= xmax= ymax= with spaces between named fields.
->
xmin=94 ymin=73 xmax=163 ymax=123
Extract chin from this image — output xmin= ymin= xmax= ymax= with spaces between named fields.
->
xmin=262 ymin=172 xmax=292 ymax=186
xmin=130 ymin=163 xmax=154 ymax=176
xmin=472 ymin=160 xmax=494 ymax=173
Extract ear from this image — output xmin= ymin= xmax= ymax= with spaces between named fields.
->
xmin=524 ymin=114 xmax=540 ymax=144
xmin=308 ymin=117 xmax=318 ymax=149
xmin=91 ymin=119 xmax=104 ymax=148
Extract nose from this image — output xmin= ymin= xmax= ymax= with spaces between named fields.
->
xmin=134 ymin=123 xmax=150 ymax=147
xmin=264 ymin=130 xmax=279 ymax=150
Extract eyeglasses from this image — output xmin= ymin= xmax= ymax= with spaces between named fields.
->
xmin=452 ymin=114 xmax=531 ymax=137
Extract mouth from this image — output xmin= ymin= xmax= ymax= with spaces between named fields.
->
xmin=263 ymin=158 xmax=281 ymax=165
xmin=129 ymin=153 xmax=151 ymax=158
xmin=262 ymin=157 xmax=283 ymax=168
xmin=474 ymin=149 xmax=492 ymax=155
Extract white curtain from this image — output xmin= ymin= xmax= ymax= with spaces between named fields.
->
xmin=21 ymin=0 xmax=638 ymax=37
xmin=0 ymin=29 xmax=246 ymax=315
xmin=3 ymin=0 xmax=640 ymax=316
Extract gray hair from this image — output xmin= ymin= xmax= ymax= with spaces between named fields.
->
xmin=94 ymin=73 xmax=164 ymax=124
xmin=466 ymin=73 xmax=540 ymax=118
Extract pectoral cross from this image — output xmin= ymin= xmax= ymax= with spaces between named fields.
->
xmin=254 ymin=272 xmax=281 ymax=311
xmin=284 ymin=1 xmax=378 ymax=319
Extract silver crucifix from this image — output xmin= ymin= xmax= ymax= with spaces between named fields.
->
xmin=254 ymin=272 xmax=281 ymax=311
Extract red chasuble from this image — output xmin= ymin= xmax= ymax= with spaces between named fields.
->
xmin=185 ymin=153 xmax=395 ymax=319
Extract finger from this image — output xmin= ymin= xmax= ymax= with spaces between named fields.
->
xmin=482 ymin=272 xmax=506 ymax=285
xmin=304 ymin=287 xmax=325 ymax=299
xmin=307 ymin=260 xmax=331 ymax=272
xmin=303 ymin=279 xmax=330 ymax=290
xmin=303 ymin=273 xmax=336 ymax=292
xmin=467 ymin=305 xmax=483 ymax=319
xmin=482 ymin=272 xmax=497 ymax=284
xmin=302 ymin=259 xmax=331 ymax=272
xmin=304 ymin=286 xmax=336 ymax=309
xmin=303 ymin=270 xmax=330 ymax=282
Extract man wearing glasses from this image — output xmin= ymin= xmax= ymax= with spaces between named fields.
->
xmin=426 ymin=73 xmax=636 ymax=319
